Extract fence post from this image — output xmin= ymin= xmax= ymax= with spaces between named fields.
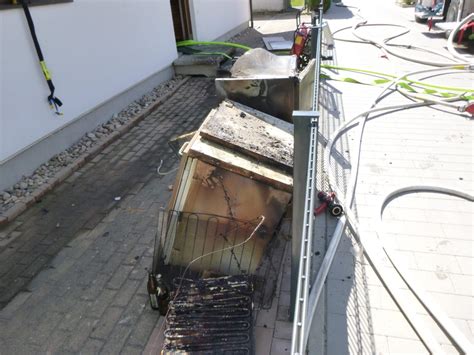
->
xmin=290 ymin=110 xmax=319 ymax=320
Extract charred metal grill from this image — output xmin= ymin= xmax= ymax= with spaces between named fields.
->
xmin=163 ymin=275 xmax=253 ymax=354
xmin=152 ymin=210 xmax=287 ymax=309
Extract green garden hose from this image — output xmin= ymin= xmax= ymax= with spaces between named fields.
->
xmin=321 ymin=64 xmax=474 ymax=94
xmin=177 ymin=40 xmax=252 ymax=51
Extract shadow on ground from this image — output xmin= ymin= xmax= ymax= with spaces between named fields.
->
xmin=0 ymin=78 xmax=220 ymax=310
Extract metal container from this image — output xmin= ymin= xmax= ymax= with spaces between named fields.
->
xmin=216 ymin=48 xmax=315 ymax=122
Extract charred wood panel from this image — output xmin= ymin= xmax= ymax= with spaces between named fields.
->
xmin=200 ymin=101 xmax=294 ymax=172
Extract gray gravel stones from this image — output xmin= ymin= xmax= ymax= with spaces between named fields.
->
xmin=0 ymin=76 xmax=183 ymax=213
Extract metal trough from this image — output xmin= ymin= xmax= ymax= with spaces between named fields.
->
xmin=216 ymin=48 xmax=315 ymax=122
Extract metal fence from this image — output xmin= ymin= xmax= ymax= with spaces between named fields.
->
xmin=291 ymin=4 xmax=325 ymax=354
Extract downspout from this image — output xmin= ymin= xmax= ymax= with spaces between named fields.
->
xmin=249 ymin=0 xmax=254 ymax=28
xmin=457 ymin=0 xmax=465 ymax=21
xmin=188 ymin=0 xmax=198 ymax=40
xmin=178 ymin=0 xmax=186 ymax=39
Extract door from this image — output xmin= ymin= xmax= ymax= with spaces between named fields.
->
xmin=170 ymin=0 xmax=193 ymax=42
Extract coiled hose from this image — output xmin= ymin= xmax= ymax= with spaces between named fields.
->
xmin=313 ymin=65 xmax=473 ymax=354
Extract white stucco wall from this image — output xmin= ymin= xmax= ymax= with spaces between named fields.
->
xmin=0 ymin=13 xmax=3 ymax=163
xmin=190 ymin=0 xmax=250 ymax=41
xmin=0 ymin=0 xmax=177 ymax=163
xmin=253 ymin=0 xmax=286 ymax=12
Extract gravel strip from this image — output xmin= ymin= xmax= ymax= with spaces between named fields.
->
xmin=0 ymin=75 xmax=186 ymax=216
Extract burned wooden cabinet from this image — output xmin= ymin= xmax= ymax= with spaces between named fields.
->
xmin=162 ymin=100 xmax=293 ymax=276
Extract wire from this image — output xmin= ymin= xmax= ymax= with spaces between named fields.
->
xmin=447 ymin=13 xmax=474 ymax=63
xmin=156 ymin=216 xmax=265 ymax=338
xmin=173 ymin=215 xmax=265 ymax=294
xmin=157 ymin=160 xmax=179 ymax=176
xmin=325 ymin=65 xmax=471 ymax=205
xmin=305 ymin=3 xmax=472 ymax=353
xmin=334 ymin=23 xmax=460 ymax=64
xmin=332 ymin=2 xmax=469 ymax=67
xmin=396 ymin=87 xmax=472 ymax=113
xmin=321 ymin=65 xmax=473 ymax=352
xmin=377 ymin=187 xmax=474 ymax=354
xmin=315 ymin=65 xmax=472 ymax=354
xmin=352 ymin=22 xmax=464 ymax=67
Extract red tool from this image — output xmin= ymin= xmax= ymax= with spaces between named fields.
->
xmin=291 ymin=23 xmax=310 ymax=57
xmin=314 ymin=191 xmax=343 ymax=217
xmin=291 ymin=22 xmax=312 ymax=70
xmin=465 ymin=102 xmax=474 ymax=116
xmin=457 ymin=21 xmax=474 ymax=45
xmin=428 ymin=17 xmax=433 ymax=31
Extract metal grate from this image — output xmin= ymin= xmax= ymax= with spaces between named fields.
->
xmin=151 ymin=210 xmax=287 ymax=309
xmin=163 ymin=275 xmax=253 ymax=354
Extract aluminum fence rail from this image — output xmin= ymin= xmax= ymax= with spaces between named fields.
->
xmin=290 ymin=4 xmax=324 ymax=355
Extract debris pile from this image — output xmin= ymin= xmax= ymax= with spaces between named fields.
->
xmin=163 ymin=100 xmax=293 ymax=275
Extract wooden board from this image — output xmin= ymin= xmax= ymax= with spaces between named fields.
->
xmin=200 ymin=100 xmax=294 ymax=172
xmin=188 ymin=135 xmax=292 ymax=192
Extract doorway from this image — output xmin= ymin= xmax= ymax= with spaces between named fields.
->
xmin=170 ymin=0 xmax=193 ymax=42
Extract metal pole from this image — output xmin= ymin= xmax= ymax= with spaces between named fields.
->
xmin=249 ymin=0 xmax=254 ymax=28
xmin=310 ymin=10 xmax=318 ymax=59
xmin=457 ymin=0 xmax=465 ymax=22
xmin=312 ymin=5 xmax=323 ymax=110
xmin=290 ymin=111 xmax=319 ymax=354
xmin=291 ymin=111 xmax=317 ymax=320
xmin=291 ymin=3 xmax=324 ymax=354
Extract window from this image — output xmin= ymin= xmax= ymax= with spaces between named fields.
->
xmin=0 ymin=0 xmax=72 ymax=10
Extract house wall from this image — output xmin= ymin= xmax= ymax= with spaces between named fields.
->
xmin=190 ymin=0 xmax=250 ymax=41
xmin=462 ymin=0 xmax=474 ymax=18
xmin=0 ymin=0 xmax=177 ymax=189
xmin=253 ymin=0 xmax=287 ymax=12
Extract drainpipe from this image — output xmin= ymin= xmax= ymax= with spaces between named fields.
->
xmin=249 ymin=0 xmax=254 ymax=28
xmin=457 ymin=0 xmax=465 ymax=21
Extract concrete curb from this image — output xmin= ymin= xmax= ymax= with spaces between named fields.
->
xmin=0 ymin=76 xmax=191 ymax=227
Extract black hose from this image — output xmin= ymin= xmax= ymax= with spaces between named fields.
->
xmin=19 ymin=0 xmax=63 ymax=114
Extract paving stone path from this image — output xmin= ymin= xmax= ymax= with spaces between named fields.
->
xmin=0 ymin=78 xmax=220 ymax=353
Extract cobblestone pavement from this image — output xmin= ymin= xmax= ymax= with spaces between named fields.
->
xmin=0 ymin=78 xmax=220 ymax=353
